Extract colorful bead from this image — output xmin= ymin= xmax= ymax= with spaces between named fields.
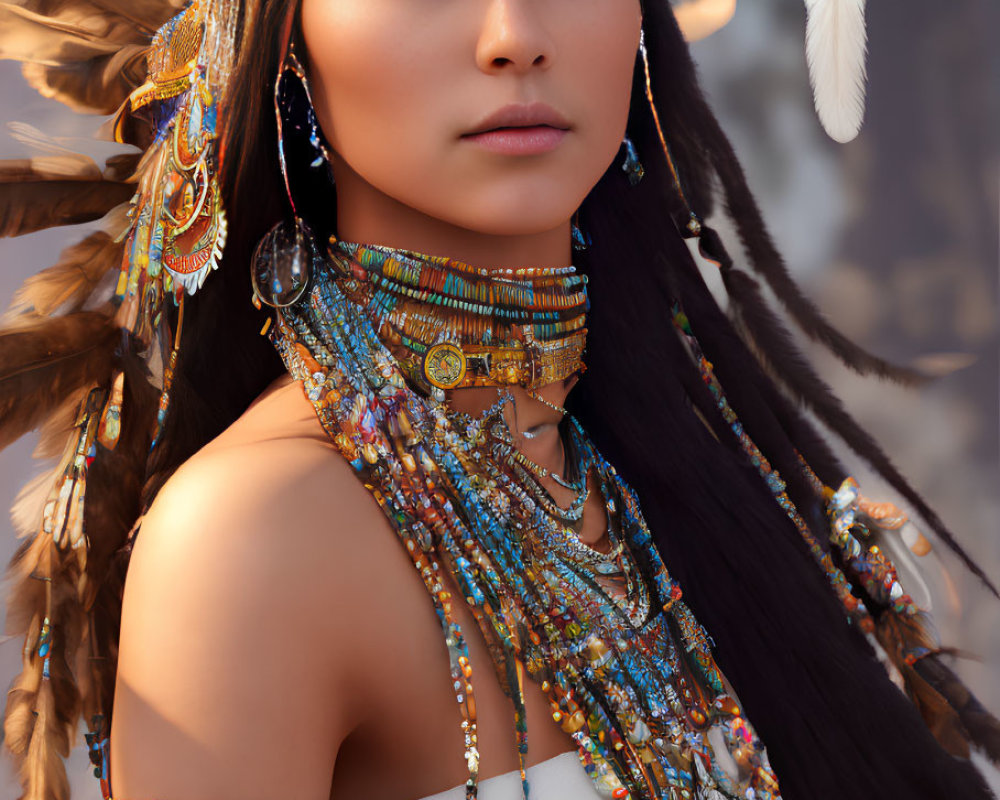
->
xmin=267 ymin=242 xmax=781 ymax=799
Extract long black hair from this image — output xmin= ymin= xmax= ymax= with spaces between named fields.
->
xmin=565 ymin=2 xmax=996 ymax=797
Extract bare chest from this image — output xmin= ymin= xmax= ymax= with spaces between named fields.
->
xmin=327 ymin=538 xmax=578 ymax=800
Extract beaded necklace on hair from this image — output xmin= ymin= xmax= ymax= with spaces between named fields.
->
xmin=271 ymin=236 xmax=781 ymax=800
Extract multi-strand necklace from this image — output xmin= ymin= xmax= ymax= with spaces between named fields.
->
xmin=270 ymin=236 xmax=781 ymax=800
xmin=328 ymin=237 xmax=588 ymax=399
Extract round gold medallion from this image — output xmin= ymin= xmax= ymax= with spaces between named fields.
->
xmin=423 ymin=342 xmax=467 ymax=390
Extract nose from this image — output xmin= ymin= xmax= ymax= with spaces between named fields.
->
xmin=476 ymin=0 xmax=555 ymax=74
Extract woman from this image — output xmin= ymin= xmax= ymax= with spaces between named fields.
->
xmin=0 ymin=0 xmax=997 ymax=798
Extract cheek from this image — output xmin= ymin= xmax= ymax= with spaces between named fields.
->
xmin=300 ymin=1 xmax=451 ymax=165
xmin=566 ymin=15 xmax=641 ymax=169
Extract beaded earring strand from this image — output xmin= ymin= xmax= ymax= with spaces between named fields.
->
xmin=251 ymin=8 xmax=335 ymax=313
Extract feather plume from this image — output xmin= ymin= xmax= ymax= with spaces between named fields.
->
xmin=913 ymin=653 xmax=1000 ymax=766
xmin=3 ymin=536 xmax=85 ymax=800
xmin=0 ymin=4 xmax=205 ymax=798
xmin=0 ymin=0 xmax=184 ymax=114
xmin=10 ymin=469 xmax=60 ymax=540
xmin=20 ymin=46 xmax=150 ymax=116
xmin=0 ymin=156 xmax=101 ymax=183
xmin=2 ymin=614 xmax=44 ymax=751
xmin=3 ymin=232 xmax=123 ymax=319
xmin=1 ymin=134 xmax=103 ymax=185
xmin=33 ymin=386 xmax=97 ymax=462
xmin=0 ymin=312 xmax=119 ymax=451
xmin=0 ymin=137 xmax=139 ymax=185
xmin=22 ymin=679 xmax=72 ymax=800
xmin=0 ymin=156 xmax=133 ymax=237
xmin=0 ymin=180 xmax=132 ymax=238
xmin=803 ymin=0 xmax=869 ymax=143
xmin=0 ymin=153 xmax=136 ymax=239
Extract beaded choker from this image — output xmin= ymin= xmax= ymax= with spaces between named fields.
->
xmin=327 ymin=236 xmax=588 ymax=400
xmin=270 ymin=239 xmax=781 ymax=800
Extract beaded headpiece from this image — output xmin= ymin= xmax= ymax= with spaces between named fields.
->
xmin=0 ymin=1 xmax=240 ymax=796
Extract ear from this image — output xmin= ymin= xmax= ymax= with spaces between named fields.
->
xmin=673 ymin=0 xmax=737 ymax=41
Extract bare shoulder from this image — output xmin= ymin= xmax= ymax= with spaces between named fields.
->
xmin=111 ymin=374 xmax=385 ymax=799
xmin=145 ymin=373 xmax=363 ymax=538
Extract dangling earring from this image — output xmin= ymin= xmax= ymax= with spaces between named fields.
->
xmin=621 ymin=136 xmax=645 ymax=185
xmin=638 ymin=25 xmax=739 ymax=287
xmin=252 ymin=17 xmax=330 ymax=310
xmin=571 ymin=209 xmax=591 ymax=251
xmin=251 ymin=219 xmax=314 ymax=309
xmin=638 ymin=26 xmax=702 ymax=239
xmin=274 ymin=43 xmax=333 ymax=193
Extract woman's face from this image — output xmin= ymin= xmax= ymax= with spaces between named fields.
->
xmin=300 ymin=0 xmax=642 ymax=245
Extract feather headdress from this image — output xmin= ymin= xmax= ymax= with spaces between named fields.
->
xmin=0 ymin=0 xmax=238 ymax=796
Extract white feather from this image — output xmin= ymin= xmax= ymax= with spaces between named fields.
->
xmin=803 ymin=0 xmax=868 ymax=143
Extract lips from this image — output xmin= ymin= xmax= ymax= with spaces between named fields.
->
xmin=463 ymin=101 xmax=571 ymax=136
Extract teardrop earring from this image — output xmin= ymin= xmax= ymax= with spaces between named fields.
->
xmin=274 ymin=43 xmax=333 ymax=198
xmin=251 ymin=219 xmax=314 ymax=309
xmin=251 ymin=16 xmax=330 ymax=310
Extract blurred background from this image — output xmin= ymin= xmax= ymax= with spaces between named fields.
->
xmin=1 ymin=0 xmax=998 ymax=795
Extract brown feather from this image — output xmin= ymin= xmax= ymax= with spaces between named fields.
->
xmin=0 ymin=5 xmax=186 ymax=797
xmin=0 ymin=155 xmax=102 ymax=183
xmin=3 ymin=611 xmax=46 ymax=754
xmin=0 ymin=312 xmax=119 ymax=451
xmin=77 ymin=347 xmax=160 ymax=729
xmin=914 ymin=653 xmax=1000 ymax=766
xmin=875 ymin=611 xmax=1000 ymax=764
xmin=21 ymin=681 xmax=72 ymax=800
xmin=0 ymin=180 xmax=133 ymax=238
xmin=20 ymin=47 xmax=149 ymax=116
xmin=32 ymin=385 xmax=95 ymax=461
xmin=0 ymin=153 xmax=139 ymax=185
xmin=3 ymin=525 xmax=87 ymax=800
xmin=3 ymin=539 xmax=50 ymax=638
xmin=0 ymin=0 xmax=185 ymax=114
xmin=3 ymin=232 xmax=123 ymax=318
xmin=0 ymin=156 xmax=135 ymax=240
xmin=10 ymin=470 xmax=58 ymax=541
xmin=3 ymin=529 xmax=80 ymax=644
xmin=899 ymin=660 xmax=972 ymax=759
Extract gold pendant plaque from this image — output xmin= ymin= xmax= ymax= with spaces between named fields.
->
xmin=423 ymin=342 xmax=467 ymax=390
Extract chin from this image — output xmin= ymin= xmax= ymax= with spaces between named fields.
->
xmin=439 ymin=184 xmax=588 ymax=236
xmin=453 ymin=213 xmax=573 ymax=238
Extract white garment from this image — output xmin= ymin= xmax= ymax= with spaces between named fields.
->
xmin=417 ymin=751 xmax=605 ymax=800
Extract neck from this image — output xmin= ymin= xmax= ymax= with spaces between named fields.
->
xmin=331 ymin=155 xmax=574 ymax=270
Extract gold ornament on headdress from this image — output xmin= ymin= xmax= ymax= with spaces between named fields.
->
xmin=114 ymin=0 xmax=234 ymax=306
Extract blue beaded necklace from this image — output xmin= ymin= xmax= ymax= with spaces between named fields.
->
xmin=269 ymin=238 xmax=782 ymax=800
